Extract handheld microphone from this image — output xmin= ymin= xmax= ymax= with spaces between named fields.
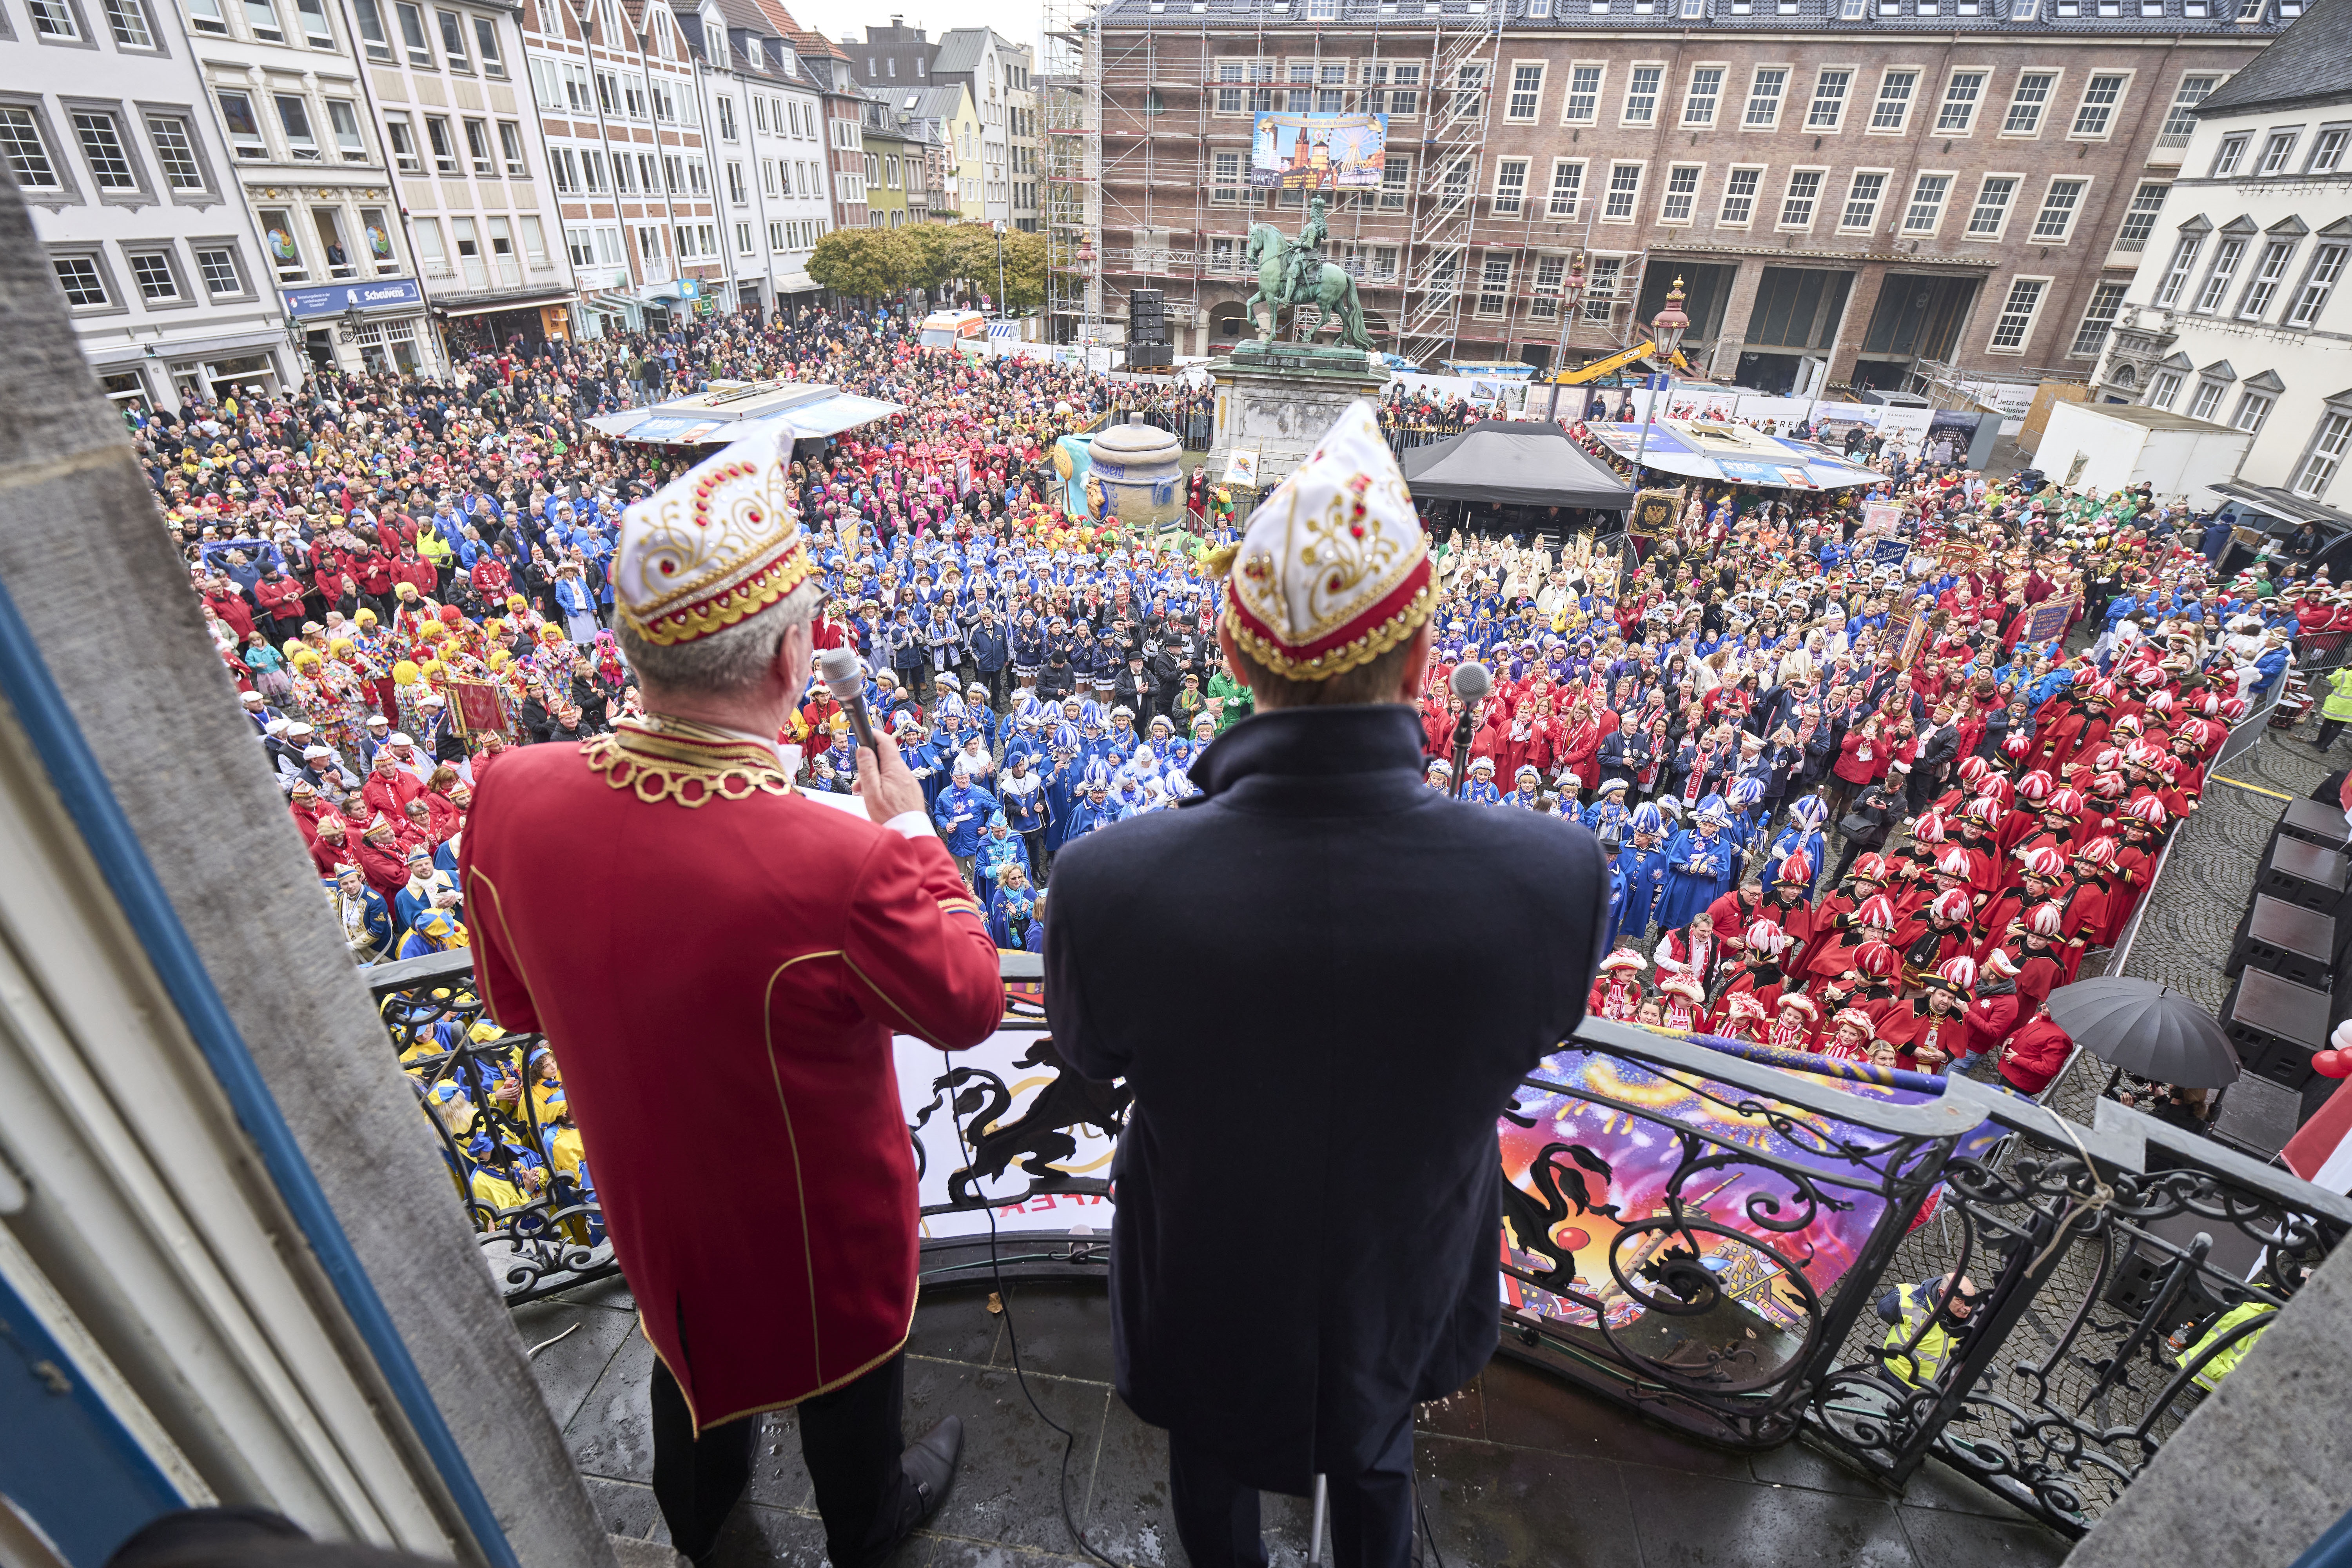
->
xmin=815 ymin=645 xmax=878 ymax=753
xmin=1447 ymin=660 xmax=1491 ymax=800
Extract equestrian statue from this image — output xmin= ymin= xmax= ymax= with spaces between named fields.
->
xmin=1241 ymin=195 xmax=1374 ymax=353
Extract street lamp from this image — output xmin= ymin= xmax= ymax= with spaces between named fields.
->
xmin=1630 ymin=276 xmax=1690 ymax=478
xmin=993 ymin=219 xmax=1007 ymax=319
xmin=1544 ymin=254 xmax=1588 ymax=421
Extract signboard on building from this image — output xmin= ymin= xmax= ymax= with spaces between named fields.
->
xmin=1249 ymin=113 xmax=1387 ymax=190
xmin=282 ymin=278 xmax=423 ymax=319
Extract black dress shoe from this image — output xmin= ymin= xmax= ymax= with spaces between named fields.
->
xmin=855 ymin=1416 xmax=964 ymax=1568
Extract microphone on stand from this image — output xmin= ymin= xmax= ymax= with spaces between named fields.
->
xmin=816 ymin=645 xmax=878 ymax=753
xmin=1447 ymin=660 xmax=1490 ymax=800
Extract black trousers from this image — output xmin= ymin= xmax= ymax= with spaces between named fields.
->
xmin=2319 ymin=718 xmax=2348 ymax=751
xmin=650 ymin=1351 xmax=911 ymax=1566
xmin=1167 ymin=1408 xmax=1416 ymax=1568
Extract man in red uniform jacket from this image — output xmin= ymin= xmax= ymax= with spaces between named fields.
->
xmin=463 ymin=437 xmax=1000 ymax=1564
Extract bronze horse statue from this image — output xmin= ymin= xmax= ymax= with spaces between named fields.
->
xmin=1242 ymin=222 xmax=1374 ymax=352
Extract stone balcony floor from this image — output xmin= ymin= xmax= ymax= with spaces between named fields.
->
xmin=521 ymin=1275 xmax=2074 ymax=1568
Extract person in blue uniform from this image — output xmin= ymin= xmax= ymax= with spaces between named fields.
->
xmin=1618 ymin=802 xmax=1671 ymax=939
xmin=1658 ymin=800 xmax=1734 ymax=933
xmin=1044 ymin=406 xmax=1608 ymax=1568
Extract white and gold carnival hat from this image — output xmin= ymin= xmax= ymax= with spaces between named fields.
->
xmin=613 ymin=431 xmax=815 ymax=646
xmin=1218 ymin=400 xmax=1436 ymax=680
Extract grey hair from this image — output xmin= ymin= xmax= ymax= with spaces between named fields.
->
xmin=616 ymin=579 xmax=821 ymax=697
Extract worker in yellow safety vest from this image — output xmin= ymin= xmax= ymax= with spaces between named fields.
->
xmin=2175 ymin=1300 xmax=2279 ymax=1392
xmin=1876 ymin=1273 xmax=1982 ymax=1388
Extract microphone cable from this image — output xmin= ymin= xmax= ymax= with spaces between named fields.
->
xmin=936 ymin=1038 xmax=1130 ymax=1568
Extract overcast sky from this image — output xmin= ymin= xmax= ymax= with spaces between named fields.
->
xmin=789 ymin=0 xmax=1048 ymax=60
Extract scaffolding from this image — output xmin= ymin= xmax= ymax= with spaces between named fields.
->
xmin=1042 ymin=0 xmax=1102 ymax=347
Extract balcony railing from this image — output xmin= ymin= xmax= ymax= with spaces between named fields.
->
xmin=369 ymin=952 xmax=2348 ymax=1536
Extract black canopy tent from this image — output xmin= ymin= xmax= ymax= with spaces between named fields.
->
xmin=1401 ymin=419 xmax=1636 ymax=511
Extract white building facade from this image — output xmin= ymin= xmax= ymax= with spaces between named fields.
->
xmin=2094 ymin=13 xmax=2352 ymax=526
xmin=3 ymin=0 xmax=293 ymax=411
xmin=687 ymin=0 xmax=830 ymax=318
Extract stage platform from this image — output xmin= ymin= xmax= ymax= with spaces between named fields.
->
xmin=524 ymin=1273 xmax=2071 ymax=1568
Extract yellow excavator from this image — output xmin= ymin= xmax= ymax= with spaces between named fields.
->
xmin=1546 ymin=339 xmax=1694 ymax=384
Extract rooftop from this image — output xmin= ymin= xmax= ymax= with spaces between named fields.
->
xmin=2198 ymin=0 xmax=2352 ymax=113
xmin=1092 ymin=0 xmax=2293 ymax=35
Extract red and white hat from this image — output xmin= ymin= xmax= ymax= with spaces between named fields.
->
xmin=1218 ymin=401 xmax=1436 ymax=681
xmin=1659 ymin=974 xmax=1705 ymax=1002
xmin=1779 ymin=849 xmax=1813 ymax=884
xmin=1724 ymin=991 xmax=1768 ymax=1020
xmin=615 ymin=431 xmax=815 ymax=646
xmin=2027 ymin=901 xmax=2068 ymax=938
xmin=1856 ymin=941 xmax=1901 ymax=980
xmin=1936 ymin=848 xmax=1972 ymax=879
xmin=1857 ymin=893 xmax=1899 ymax=929
xmin=1930 ymin=887 xmax=1973 ymax=925
xmin=1832 ymin=1006 xmax=1877 ymax=1040
xmin=1745 ymin=919 xmax=1792 ymax=955
xmin=1777 ymin=993 xmax=1820 ymax=1021
xmin=1984 ymin=948 xmax=2021 ymax=977
xmin=1928 ymin=955 xmax=1979 ymax=993
xmin=1597 ymin=947 xmax=1647 ymax=974
xmin=2019 ymin=845 xmax=2067 ymax=880
xmin=2076 ymin=835 xmax=2118 ymax=866
xmin=1851 ymin=853 xmax=1889 ymax=884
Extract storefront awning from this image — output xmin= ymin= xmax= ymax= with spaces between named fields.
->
xmin=434 ymin=289 xmax=578 ymax=319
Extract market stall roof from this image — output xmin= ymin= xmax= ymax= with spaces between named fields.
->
xmin=1583 ymin=417 xmax=1886 ymax=491
xmin=585 ymin=380 xmax=905 ymax=447
xmin=1399 ymin=419 xmax=1636 ymax=510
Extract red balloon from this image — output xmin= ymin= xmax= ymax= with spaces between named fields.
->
xmin=2314 ymin=1051 xmax=2352 ymax=1080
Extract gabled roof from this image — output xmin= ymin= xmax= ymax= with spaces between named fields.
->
xmin=1094 ymin=0 xmax=2289 ymax=37
xmin=929 ymin=25 xmax=992 ymax=74
xmin=2199 ymin=0 xmax=2352 ymax=115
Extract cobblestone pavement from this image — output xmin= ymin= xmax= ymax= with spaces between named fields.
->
xmin=520 ymin=1272 xmax=2069 ymax=1568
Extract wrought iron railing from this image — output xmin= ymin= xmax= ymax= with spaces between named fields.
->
xmin=370 ymin=955 xmax=2348 ymax=1536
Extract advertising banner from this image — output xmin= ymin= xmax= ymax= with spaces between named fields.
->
xmin=1250 ymin=112 xmax=1388 ymax=190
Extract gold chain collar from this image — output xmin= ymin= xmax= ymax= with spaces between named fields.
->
xmin=580 ymin=715 xmax=795 ymax=807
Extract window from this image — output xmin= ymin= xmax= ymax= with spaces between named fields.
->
xmin=1660 ymin=163 xmax=1701 ymax=222
xmin=1532 ymin=253 xmax=1566 ymax=318
xmin=2156 ymin=233 xmax=2202 ymax=305
xmin=2239 ymin=238 xmax=2298 ymax=319
xmin=566 ymin=225 xmax=594 ymax=267
xmin=27 ymin=0 xmax=80 ymax=36
xmin=103 ymin=0 xmax=154 ymax=45
xmin=2293 ymin=411 xmax=2352 ymax=497
xmin=1966 ymin=175 xmax=2017 ymax=238
xmin=322 ymin=100 xmax=366 ymax=163
xmin=2070 ymin=280 xmax=2128 ymax=354
xmin=384 ymin=113 xmax=418 ymax=172
xmin=1562 ymin=63 xmax=1601 ymax=123
xmin=1427 ymin=249 xmax=1459 ymax=297
xmin=2147 ymin=370 xmax=2182 ymax=408
xmin=291 ymin=0 xmax=333 ymax=44
xmin=1603 ymin=161 xmax=1642 ymax=219
xmin=256 ymin=207 xmax=301 ymax=278
xmin=2234 ymin=390 xmax=2274 ymax=433
xmin=2031 ymin=178 xmax=2084 ymax=241
xmin=1507 ymin=62 xmax=1543 ymax=120
xmin=1869 ymin=70 xmax=1917 ymax=132
xmin=1372 ymin=245 xmax=1397 ymax=281
xmin=1583 ymin=254 xmax=1620 ymax=320
xmin=1937 ymin=70 xmax=1984 ymax=132
xmin=425 ymin=114 xmax=456 ymax=176
xmin=736 ymin=220 xmax=754 ymax=255
xmin=1492 ymin=157 xmax=1527 ymax=214
xmin=2113 ymin=182 xmax=2168 ymax=252
xmin=194 ymin=245 xmax=244 ymax=296
xmin=127 ymin=249 xmax=180 ymax=301
xmin=2157 ymin=73 xmax=2218 ymax=147
xmin=1379 ymin=152 xmax=1411 ymax=209
xmin=73 ymin=109 xmax=138 ymax=189
xmin=1988 ymin=276 xmax=2047 ymax=351
xmin=1807 ymin=68 xmax=1850 ymax=129
xmin=717 ymin=96 xmax=737 ymax=140
xmin=2189 ymin=379 xmax=2227 ymax=420
xmin=1719 ymin=165 xmax=1760 ymax=225
xmin=2071 ymin=73 xmax=2126 ymax=137
xmin=1476 ymin=254 xmax=1511 ymax=316
xmin=351 ymin=0 xmax=389 ymax=56
xmin=1779 ymin=167 xmax=1823 ymax=228
xmin=186 ymin=0 xmax=227 ymax=31
xmin=1366 ymin=62 xmax=1417 ymax=118
xmin=53 ymin=253 xmax=109 ymax=306
xmin=1902 ymin=172 xmax=1951 ymax=233
xmin=241 ymin=0 xmax=281 ymax=40
xmin=145 ymin=114 xmax=207 ymax=190
xmin=2004 ymin=71 xmax=2054 ymax=135
xmin=1744 ymin=67 xmax=1786 ymax=128
xmin=1840 ymin=170 xmax=1886 ymax=230
xmin=1448 ymin=62 xmax=1483 ymax=122
xmin=1682 ymin=66 xmax=1723 ymax=127
xmin=2289 ymin=243 xmax=2348 ymax=327
xmin=435 ymin=7 xmax=467 ymax=67
xmin=497 ymin=120 xmax=524 ymax=178
xmin=1622 ymin=64 xmax=1662 ymax=125
xmin=462 ymin=116 xmax=491 ymax=176
xmin=0 ymin=108 xmax=60 ymax=190
xmin=358 ymin=206 xmax=394 ymax=273
xmin=1438 ymin=154 xmax=1472 ymax=210
xmin=2211 ymin=133 xmax=2250 ymax=176
xmin=473 ymin=15 xmax=502 ymax=75
xmin=1211 ymin=149 xmax=1241 ymax=203
xmin=1546 ymin=158 xmax=1583 ymax=217
xmin=2194 ymin=235 xmax=2247 ymax=312
xmin=394 ymin=1 xmax=430 ymax=66
xmin=275 ymin=94 xmax=318 ymax=160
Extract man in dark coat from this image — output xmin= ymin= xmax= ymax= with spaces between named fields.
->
xmin=1044 ymin=403 xmax=1609 ymax=1568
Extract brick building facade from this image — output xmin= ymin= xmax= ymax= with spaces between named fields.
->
xmin=1088 ymin=0 xmax=2292 ymax=389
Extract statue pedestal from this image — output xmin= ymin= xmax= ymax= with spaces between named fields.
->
xmin=1207 ymin=342 xmax=1388 ymax=493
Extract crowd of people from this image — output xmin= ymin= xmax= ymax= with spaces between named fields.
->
xmin=143 ymin=306 xmax=2341 ymax=1149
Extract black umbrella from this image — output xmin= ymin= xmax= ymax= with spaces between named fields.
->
xmin=2045 ymin=976 xmax=2242 ymax=1089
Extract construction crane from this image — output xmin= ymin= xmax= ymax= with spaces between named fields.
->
xmin=1547 ymin=340 xmax=1693 ymax=385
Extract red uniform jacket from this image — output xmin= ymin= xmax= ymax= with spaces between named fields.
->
xmin=462 ymin=719 xmax=1003 ymax=1430
xmin=2001 ymin=1014 xmax=2073 ymax=1094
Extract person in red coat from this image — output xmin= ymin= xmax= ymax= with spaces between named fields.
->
xmin=2000 ymin=1007 xmax=2075 ymax=1095
xmin=463 ymin=440 xmax=997 ymax=1563
xmin=1963 ymin=950 xmax=2025 ymax=1064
